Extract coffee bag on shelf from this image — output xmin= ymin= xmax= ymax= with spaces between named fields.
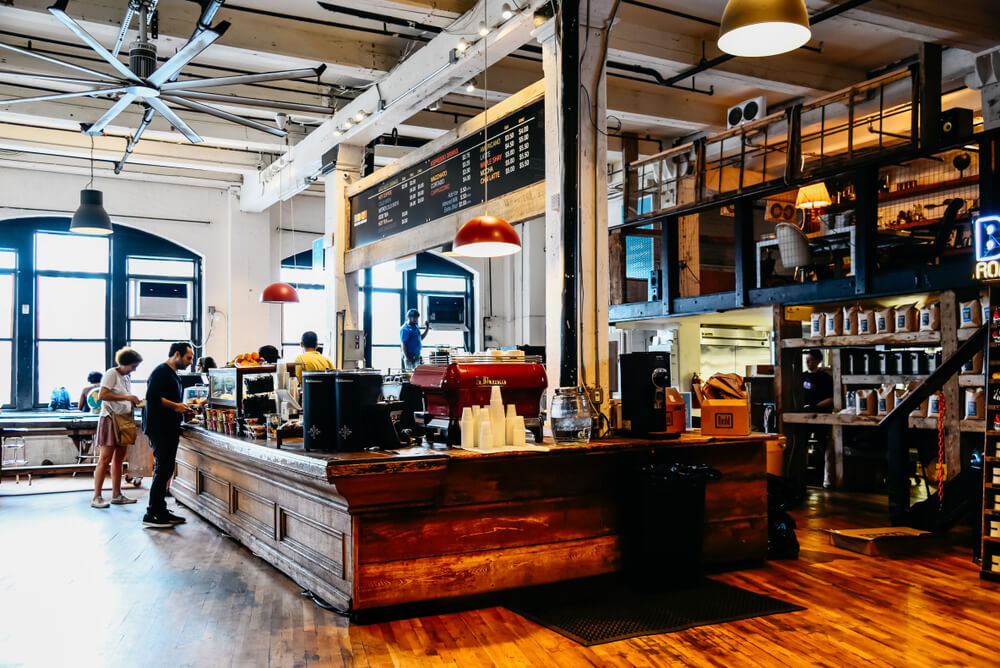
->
xmin=858 ymin=309 xmax=876 ymax=336
xmin=961 ymin=350 xmax=984 ymax=375
xmin=877 ymin=385 xmax=896 ymax=416
xmin=894 ymin=303 xmax=917 ymax=332
xmin=824 ymin=310 xmax=844 ymax=336
xmin=919 ymin=302 xmax=940 ymax=332
xmin=856 ymin=389 xmax=876 ymax=416
xmin=843 ymin=306 xmax=860 ymax=336
xmin=875 ymin=307 xmax=895 ymax=334
xmin=965 ymin=388 xmax=985 ymax=420
xmin=960 ymin=299 xmax=982 ymax=328
xmin=809 ymin=312 xmax=824 ymax=338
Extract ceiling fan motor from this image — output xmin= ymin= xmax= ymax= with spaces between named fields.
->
xmin=129 ymin=39 xmax=157 ymax=78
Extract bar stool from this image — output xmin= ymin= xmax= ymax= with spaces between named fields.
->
xmin=2 ymin=428 xmax=31 ymax=485
xmin=73 ymin=436 xmax=100 ymax=476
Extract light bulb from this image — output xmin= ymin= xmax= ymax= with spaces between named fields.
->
xmin=457 ymin=38 xmax=468 ymax=52
xmin=501 ymin=3 xmax=514 ymax=20
xmin=478 ymin=21 xmax=490 ymax=36
xmin=343 ymin=120 xmax=352 ymax=129
xmin=354 ymin=110 xmax=365 ymax=122
xmin=429 ymin=101 xmax=440 ymax=111
xmin=333 ymin=129 xmax=342 ymax=137
xmin=465 ymin=81 xmax=475 ymax=93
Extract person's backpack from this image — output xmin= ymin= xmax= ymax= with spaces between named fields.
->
xmin=49 ymin=386 xmax=71 ymax=410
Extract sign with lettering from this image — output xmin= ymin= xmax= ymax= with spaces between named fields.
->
xmin=348 ymin=100 xmax=545 ymax=248
xmin=973 ymin=215 xmax=1000 ymax=280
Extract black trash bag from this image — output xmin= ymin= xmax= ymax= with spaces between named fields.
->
xmin=766 ymin=474 xmax=800 ymax=559
xmin=620 ymin=462 xmax=722 ymax=590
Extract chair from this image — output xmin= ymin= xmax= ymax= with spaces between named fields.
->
xmin=2 ymin=428 xmax=31 ymax=485
xmin=775 ymin=223 xmax=831 ymax=282
xmin=73 ymin=436 xmax=100 ymax=476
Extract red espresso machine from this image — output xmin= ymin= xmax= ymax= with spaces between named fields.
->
xmin=410 ymin=353 xmax=548 ymax=445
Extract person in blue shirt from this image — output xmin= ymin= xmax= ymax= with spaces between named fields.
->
xmin=400 ymin=308 xmax=430 ymax=370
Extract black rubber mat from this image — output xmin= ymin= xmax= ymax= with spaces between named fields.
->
xmin=503 ymin=575 xmax=804 ymax=646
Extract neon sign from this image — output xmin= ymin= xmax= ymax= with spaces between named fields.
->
xmin=973 ymin=215 xmax=1000 ymax=281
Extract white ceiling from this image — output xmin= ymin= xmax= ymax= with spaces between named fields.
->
xmin=0 ymin=0 xmax=996 ymax=186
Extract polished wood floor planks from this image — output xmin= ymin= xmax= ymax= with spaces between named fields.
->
xmin=1 ymin=485 xmax=999 ymax=666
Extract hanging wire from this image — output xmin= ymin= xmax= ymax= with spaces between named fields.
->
xmin=87 ymin=134 xmax=95 ymax=189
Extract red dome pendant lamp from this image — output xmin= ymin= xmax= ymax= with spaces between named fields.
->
xmin=452 ymin=0 xmax=521 ymax=259
xmin=260 ymin=281 xmax=300 ymax=304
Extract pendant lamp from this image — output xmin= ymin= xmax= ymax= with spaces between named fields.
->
xmin=70 ymin=189 xmax=114 ymax=235
xmin=261 ymin=173 xmax=301 ymax=303
xmin=260 ymin=281 xmax=300 ymax=303
xmin=718 ymin=0 xmax=811 ymax=58
xmin=795 ymin=182 xmax=831 ymax=210
xmin=453 ymin=0 xmax=521 ymax=259
xmin=70 ymin=136 xmax=113 ymax=236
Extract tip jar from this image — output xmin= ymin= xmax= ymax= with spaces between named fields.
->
xmin=550 ymin=386 xmax=592 ymax=445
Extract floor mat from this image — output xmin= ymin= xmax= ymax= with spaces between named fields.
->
xmin=504 ymin=575 xmax=804 ymax=646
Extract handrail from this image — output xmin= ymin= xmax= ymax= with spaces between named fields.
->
xmin=880 ymin=322 xmax=987 ymax=525
xmin=879 ymin=323 xmax=988 ymax=426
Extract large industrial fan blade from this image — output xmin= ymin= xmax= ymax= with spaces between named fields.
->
xmin=147 ymin=22 xmax=230 ymax=87
xmin=47 ymin=0 xmax=141 ymax=83
xmin=2 ymin=86 xmax=130 ymax=105
xmin=145 ymin=97 xmax=203 ymax=142
xmin=159 ymin=65 xmax=325 ymax=92
xmin=161 ymin=95 xmax=287 ymax=137
xmin=84 ymin=93 xmax=137 ymax=135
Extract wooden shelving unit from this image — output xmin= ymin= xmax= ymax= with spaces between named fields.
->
xmin=982 ymin=285 xmax=1000 ymax=582
xmin=776 ymin=289 xmax=977 ymax=491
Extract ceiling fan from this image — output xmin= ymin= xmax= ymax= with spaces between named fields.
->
xmin=0 ymin=0 xmax=331 ymax=173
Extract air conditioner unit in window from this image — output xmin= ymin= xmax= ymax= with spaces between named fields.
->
xmin=130 ymin=279 xmax=191 ymax=320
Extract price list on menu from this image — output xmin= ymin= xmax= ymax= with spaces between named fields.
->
xmin=349 ymin=100 xmax=544 ymax=248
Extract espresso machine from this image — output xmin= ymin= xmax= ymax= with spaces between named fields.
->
xmin=619 ymin=352 xmax=674 ymax=435
xmin=302 ymin=370 xmax=399 ymax=452
xmin=410 ymin=353 xmax=548 ymax=445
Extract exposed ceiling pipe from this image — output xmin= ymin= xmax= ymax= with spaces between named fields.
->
xmin=315 ymin=2 xmax=444 ymax=34
xmin=658 ymin=0 xmax=875 ymax=88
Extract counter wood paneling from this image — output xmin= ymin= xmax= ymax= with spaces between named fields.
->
xmin=173 ymin=427 xmax=769 ymax=613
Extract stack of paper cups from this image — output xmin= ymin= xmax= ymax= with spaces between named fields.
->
xmin=489 ymin=387 xmax=505 ymax=447
xmin=511 ymin=416 xmax=526 ymax=446
xmin=460 ymin=407 xmax=475 ymax=449
xmin=479 ymin=420 xmax=493 ymax=451
xmin=505 ymin=405 xmax=517 ymax=444
xmin=471 ymin=406 xmax=481 ymax=448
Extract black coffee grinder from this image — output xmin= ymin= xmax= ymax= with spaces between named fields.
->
xmin=619 ymin=352 xmax=672 ymax=435
xmin=302 ymin=370 xmax=400 ymax=452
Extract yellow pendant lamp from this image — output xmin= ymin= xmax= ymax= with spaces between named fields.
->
xmin=718 ymin=0 xmax=811 ymax=58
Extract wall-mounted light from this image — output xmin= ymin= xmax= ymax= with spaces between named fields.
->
xmin=478 ymin=21 xmax=490 ymax=36
xmin=428 ymin=100 xmax=440 ymax=111
xmin=333 ymin=129 xmax=342 ymax=137
xmin=501 ymin=3 xmax=515 ymax=20
xmin=456 ymin=38 xmax=469 ymax=53
xmin=465 ymin=81 xmax=476 ymax=93
xmin=354 ymin=110 xmax=366 ymax=122
xmin=343 ymin=119 xmax=352 ymax=129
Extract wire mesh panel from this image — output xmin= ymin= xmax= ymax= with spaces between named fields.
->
xmin=799 ymin=68 xmax=917 ymax=178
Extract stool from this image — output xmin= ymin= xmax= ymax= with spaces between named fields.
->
xmin=73 ymin=436 xmax=100 ymax=476
xmin=2 ymin=432 xmax=30 ymax=485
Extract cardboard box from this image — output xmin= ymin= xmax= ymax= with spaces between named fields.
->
xmin=828 ymin=527 xmax=932 ymax=558
xmin=700 ymin=398 xmax=751 ymax=436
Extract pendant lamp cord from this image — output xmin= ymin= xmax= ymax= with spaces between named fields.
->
xmin=483 ymin=0 xmax=489 ymax=214
xmin=87 ymin=134 xmax=94 ymax=190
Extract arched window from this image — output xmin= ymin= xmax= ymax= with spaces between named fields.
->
xmin=0 ymin=217 xmax=202 ymax=409
xmin=280 ymin=250 xmax=326 ymax=358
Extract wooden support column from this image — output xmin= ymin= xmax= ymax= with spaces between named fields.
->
xmin=325 ymin=144 xmax=365 ymax=368
xmin=610 ymin=230 xmax=626 ymax=305
xmin=919 ymin=43 xmax=942 ymax=150
xmin=940 ymin=290 xmax=962 ymax=479
xmin=734 ymin=198 xmax=754 ymax=307
xmin=536 ymin=0 xmax=615 ymax=415
xmin=662 ymin=215 xmax=678 ymax=313
xmin=854 ymin=165 xmax=877 ymax=296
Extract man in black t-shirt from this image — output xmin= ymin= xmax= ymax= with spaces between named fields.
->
xmin=800 ymin=349 xmax=835 ymax=489
xmin=142 ymin=342 xmax=195 ymax=529
xmin=803 ymin=349 xmax=834 ymax=411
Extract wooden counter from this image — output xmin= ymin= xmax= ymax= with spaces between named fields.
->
xmin=173 ymin=427 xmax=769 ymax=614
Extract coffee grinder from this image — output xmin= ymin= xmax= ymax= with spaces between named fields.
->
xmin=619 ymin=352 xmax=682 ymax=437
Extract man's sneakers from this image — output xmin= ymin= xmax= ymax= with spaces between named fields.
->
xmin=142 ymin=510 xmax=187 ymax=528
xmin=110 ymin=494 xmax=137 ymax=505
xmin=91 ymin=496 xmax=110 ymax=509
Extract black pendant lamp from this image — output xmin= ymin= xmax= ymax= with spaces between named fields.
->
xmin=70 ymin=136 xmax=113 ymax=236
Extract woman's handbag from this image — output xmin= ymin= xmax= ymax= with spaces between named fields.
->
xmin=112 ymin=412 xmax=137 ymax=446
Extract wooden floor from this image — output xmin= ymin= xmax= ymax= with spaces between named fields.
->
xmin=1 ymin=482 xmax=998 ymax=667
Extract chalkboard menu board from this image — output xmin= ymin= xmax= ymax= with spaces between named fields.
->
xmin=349 ymin=99 xmax=545 ymax=248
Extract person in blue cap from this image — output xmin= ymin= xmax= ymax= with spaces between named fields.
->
xmin=400 ymin=308 xmax=430 ymax=370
